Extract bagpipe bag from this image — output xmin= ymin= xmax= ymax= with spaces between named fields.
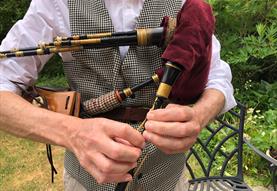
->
xmin=156 ymin=0 xmax=215 ymax=104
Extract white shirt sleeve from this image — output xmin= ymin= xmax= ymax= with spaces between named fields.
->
xmin=0 ymin=0 xmax=69 ymax=94
xmin=207 ymin=35 xmax=237 ymax=113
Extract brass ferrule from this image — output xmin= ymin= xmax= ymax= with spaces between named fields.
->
xmin=49 ymin=46 xmax=82 ymax=53
xmin=165 ymin=62 xmax=182 ymax=71
xmin=114 ymin=90 xmax=123 ymax=102
xmin=87 ymin=32 xmax=112 ymax=39
xmin=137 ymin=28 xmax=149 ymax=46
xmin=15 ymin=51 xmax=24 ymax=57
xmin=156 ymin=83 xmax=172 ymax=99
xmin=72 ymin=35 xmax=80 ymax=40
xmin=152 ymin=74 xmax=160 ymax=84
xmin=0 ymin=53 xmax=7 ymax=59
xmin=54 ymin=32 xmax=112 ymax=41
xmin=71 ymin=38 xmax=101 ymax=46
xmin=55 ymin=36 xmax=63 ymax=42
xmin=123 ymin=88 xmax=133 ymax=97
xmin=36 ymin=49 xmax=44 ymax=55
xmin=54 ymin=41 xmax=62 ymax=47
xmin=49 ymin=47 xmax=59 ymax=54
xmin=38 ymin=41 xmax=47 ymax=49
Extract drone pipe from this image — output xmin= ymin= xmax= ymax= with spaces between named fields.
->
xmin=82 ymin=74 xmax=159 ymax=116
xmin=53 ymin=30 xmax=137 ymax=41
xmin=0 ymin=27 xmax=164 ymax=59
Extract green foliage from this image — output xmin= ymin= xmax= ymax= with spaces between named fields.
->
xmin=209 ymin=0 xmax=277 ymax=85
xmin=235 ymin=80 xmax=277 ymax=111
xmin=36 ymin=53 xmax=67 ymax=88
xmin=231 ymin=23 xmax=276 ymax=84
xmin=36 ymin=75 xmax=68 ymax=88
xmin=245 ymin=108 xmax=277 ymax=151
xmin=0 ymin=0 xmax=31 ymax=41
xmin=234 ymin=80 xmax=277 ymax=186
xmin=209 ymin=0 xmax=276 ymax=36
xmin=39 ymin=54 xmax=64 ymax=77
xmin=0 ymin=0 xmax=64 ymax=80
xmin=242 ymin=108 xmax=277 ymax=186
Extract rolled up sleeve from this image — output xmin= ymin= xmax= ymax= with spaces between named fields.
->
xmin=206 ymin=35 xmax=237 ymax=113
xmin=0 ymin=0 xmax=69 ymax=94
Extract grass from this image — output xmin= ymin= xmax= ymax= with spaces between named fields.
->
xmin=0 ymin=131 xmax=64 ymax=191
xmin=0 ymin=74 xmax=66 ymax=190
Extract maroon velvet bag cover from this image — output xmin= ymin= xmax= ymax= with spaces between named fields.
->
xmin=156 ymin=0 xmax=215 ymax=104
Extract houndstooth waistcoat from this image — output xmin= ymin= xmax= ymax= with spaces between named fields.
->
xmin=64 ymin=0 xmax=186 ymax=190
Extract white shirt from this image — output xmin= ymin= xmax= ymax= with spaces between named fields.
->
xmin=0 ymin=0 xmax=236 ymax=112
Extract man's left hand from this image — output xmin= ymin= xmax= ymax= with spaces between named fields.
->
xmin=143 ymin=104 xmax=202 ymax=154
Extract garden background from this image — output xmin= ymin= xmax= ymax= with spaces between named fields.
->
xmin=0 ymin=0 xmax=276 ymax=190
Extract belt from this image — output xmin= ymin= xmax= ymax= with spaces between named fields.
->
xmin=95 ymin=107 xmax=149 ymax=122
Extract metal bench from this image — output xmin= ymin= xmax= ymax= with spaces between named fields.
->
xmin=185 ymin=102 xmax=277 ymax=191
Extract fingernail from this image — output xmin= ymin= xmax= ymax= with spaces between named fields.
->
xmin=143 ymin=131 xmax=150 ymax=140
xmin=142 ymin=142 xmax=146 ymax=148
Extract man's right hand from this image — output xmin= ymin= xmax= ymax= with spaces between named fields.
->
xmin=65 ymin=117 xmax=145 ymax=184
xmin=0 ymin=92 xmax=145 ymax=184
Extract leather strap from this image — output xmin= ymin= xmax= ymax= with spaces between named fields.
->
xmin=95 ymin=107 xmax=149 ymax=122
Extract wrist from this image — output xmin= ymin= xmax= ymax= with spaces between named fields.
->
xmin=192 ymin=89 xmax=225 ymax=128
xmin=191 ymin=106 xmax=207 ymax=129
xmin=60 ymin=115 xmax=82 ymax=150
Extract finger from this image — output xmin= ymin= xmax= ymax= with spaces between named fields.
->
xmin=144 ymin=120 xmax=201 ymax=138
xmin=165 ymin=103 xmax=183 ymax=109
xmin=89 ymin=152 xmax=137 ymax=174
xmin=143 ymin=130 xmax=196 ymax=153
xmin=87 ymin=162 xmax=133 ymax=184
xmin=98 ymin=135 xmax=142 ymax=162
xmin=114 ymin=137 xmax=132 ymax=146
xmin=146 ymin=105 xmax=194 ymax=122
xmin=102 ymin=119 xmax=145 ymax=149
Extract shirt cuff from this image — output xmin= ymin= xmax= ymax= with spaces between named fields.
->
xmin=205 ymin=84 xmax=237 ymax=115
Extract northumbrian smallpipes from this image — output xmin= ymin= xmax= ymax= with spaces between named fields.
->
xmin=1 ymin=0 xmax=215 ymax=189
xmin=0 ymin=17 xmax=180 ymax=117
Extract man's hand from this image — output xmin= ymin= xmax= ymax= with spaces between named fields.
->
xmin=65 ymin=117 xmax=145 ymax=184
xmin=143 ymin=104 xmax=201 ymax=154
xmin=143 ymin=89 xmax=225 ymax=155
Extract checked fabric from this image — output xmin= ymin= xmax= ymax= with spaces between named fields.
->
xmin=64 ymin=0 xmax=186 ymax=190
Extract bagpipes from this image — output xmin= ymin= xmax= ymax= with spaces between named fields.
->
xmin=0 ymin=27 xmax=165 ymax=59
xmin=1 ymin=17 xmax=181 ymax=116
xmin=1 ymin=0 xmax=215 ymax=189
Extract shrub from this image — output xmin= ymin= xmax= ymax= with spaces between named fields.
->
xmin=209 ymin=0 xmax=277 ymax=85
xmin=0 ymin=0 xmax=30 ymax=41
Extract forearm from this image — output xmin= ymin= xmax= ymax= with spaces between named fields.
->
xmin=0 ymin=91 xmax=74 ymax=147
xmin=192 ymin=88 xmax=225 ymax=129
xmin=0 ymin=91 xmax=146 ymax=183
